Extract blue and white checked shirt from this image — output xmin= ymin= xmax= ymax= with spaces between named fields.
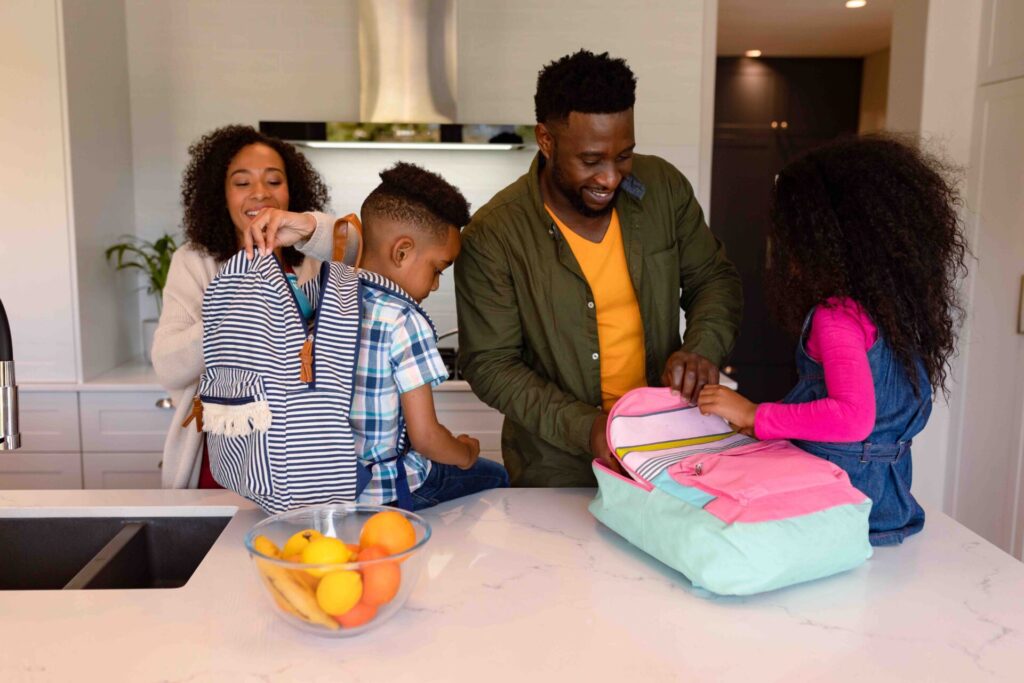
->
xmin=352 ymin=277 xmax=448 ymax=505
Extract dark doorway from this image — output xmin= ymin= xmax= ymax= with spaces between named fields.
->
xmin=712 ymin=57 xmax=863 ymax=402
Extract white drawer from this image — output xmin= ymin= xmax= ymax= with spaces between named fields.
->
xmin=0 ymin=451 xmax=82 ymax=489
xmin=83 ymin=452 xmax=163 ymax=489
xmin=434 ymin=391 xmax=504 ymax=460
xmin=79 ymin=391 xmax=175 ymax=452
xmin=17 ymin=391 xmax=81 ymax=452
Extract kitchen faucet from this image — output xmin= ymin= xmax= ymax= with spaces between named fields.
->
xmin=0 ymin=298 xmax=20 ymax=451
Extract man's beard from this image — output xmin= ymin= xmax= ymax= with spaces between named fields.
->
xmin=551 ymin=155 xmax=619 ymax=219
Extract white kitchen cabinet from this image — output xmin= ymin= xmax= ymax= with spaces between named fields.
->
xmin=0 ymin=452 xmax=82 ymax=490
xmin=0 ymin=0 xmax=139 ymax=384
xmin=434 ymin=389 xmax=504 ymax=463
xmin=978 ymin=0 xmax=1024 ymax=86
xmin=82 ymin=451 xmax=162 ymax=490
xmin=17 ymin=392 xmax=81 ymax=453
xmin=79 ymin=391 xmax=175 ymax=453
xmin=953 ymin=73 xmax=1024 ymax=558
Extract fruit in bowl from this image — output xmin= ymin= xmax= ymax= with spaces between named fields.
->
xmin=244 ymin=504 xmax=431 ymax=636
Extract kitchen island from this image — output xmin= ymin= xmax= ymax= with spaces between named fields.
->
xmin=1 ymin=488 xmax=1022 ymax=682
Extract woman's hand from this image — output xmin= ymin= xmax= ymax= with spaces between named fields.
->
xmin=697 ymin=384 xmax=758 ymax=435
xmin=242 ymin=209 xmax=316 ymax=257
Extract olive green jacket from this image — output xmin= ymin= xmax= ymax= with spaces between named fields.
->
xmin=455 ymin=154 xmax=742 ymax=486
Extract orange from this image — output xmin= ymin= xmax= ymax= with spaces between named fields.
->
xmin=357 ymin=545 xmax=401 ymax=606
xmin=334 ymin=601 xmax=378 ymax=628
xmin=359 ymin=511 xmax=417 ymax=558
xmin=315 ymin=570 xmax=363 ymax=616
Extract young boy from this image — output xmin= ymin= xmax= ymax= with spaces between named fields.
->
xmin=352 ymin=162 xmax=510 ymax=510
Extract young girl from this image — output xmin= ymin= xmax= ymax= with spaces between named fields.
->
xmin=697 ymin=136 xmax=968 ymax=546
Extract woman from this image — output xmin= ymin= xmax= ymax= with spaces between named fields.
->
xmin=154 ymin=124 xmax=360 ymax=488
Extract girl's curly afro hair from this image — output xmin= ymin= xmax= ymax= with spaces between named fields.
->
xmin=766 ymin=135 xmax=969 ymax=397
xmin=180 ymin=124 xmax=330 ymax=264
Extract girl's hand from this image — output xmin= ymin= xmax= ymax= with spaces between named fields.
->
xmin=242 ymin=209 xmax=316 ymax=257
xmin=697 ymin=384 xmax=758 ymax=434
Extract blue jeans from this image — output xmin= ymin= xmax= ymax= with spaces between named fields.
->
xmin=408 ymin=458 xmax=510 ymax=511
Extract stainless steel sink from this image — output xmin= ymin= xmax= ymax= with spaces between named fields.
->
xmin=0 ymin=516 xmax=230 ymax=590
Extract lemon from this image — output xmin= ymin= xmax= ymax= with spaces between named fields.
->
xmin=281 ymin=528 xmax=323 ymax=558
xmin=316 ymin=570 xmax=363 ymax=616
xmin=253 ymin=534 xmax=280 ymax=558
xmin=301 ymin=536 xmax=354 ymax=577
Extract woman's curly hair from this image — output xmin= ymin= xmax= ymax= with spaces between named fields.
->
xmin=766 ymin=135 xmax=969 ymax=397
xmin=180 ymin=124 xmax=330 ymax=264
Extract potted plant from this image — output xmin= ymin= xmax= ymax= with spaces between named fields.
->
xmin=105 ymin=234 xmax=178 ymax=363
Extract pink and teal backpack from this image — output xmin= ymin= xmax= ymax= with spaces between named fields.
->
xmin=589 ymin=387 xmax=873 ymax=595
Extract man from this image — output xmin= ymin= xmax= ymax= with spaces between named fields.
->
xmin=455 ymin=50 xmax=742 ymax=486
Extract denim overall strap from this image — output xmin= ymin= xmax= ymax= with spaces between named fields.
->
xmin=392 ymin=428 xmax=415 ymax=511
xmin=803 ymin=439 xmax=913 ymax=463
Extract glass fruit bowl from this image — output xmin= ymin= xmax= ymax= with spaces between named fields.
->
xmin=244 ymin=503 xmax=431 ymax=637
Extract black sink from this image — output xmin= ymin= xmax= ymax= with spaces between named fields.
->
xmin=0 ymin=516 xmax=230 ymax=590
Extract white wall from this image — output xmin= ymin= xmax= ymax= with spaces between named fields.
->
xmin=123 ymin=0 xmax=717 ymax=328
xmin=885 ymin=0 xmax=984 ymax=514
xmin=62 ymin=0 xmax=141 ymax=375
xmin=0 ymin=1 xmax=79 ymax=381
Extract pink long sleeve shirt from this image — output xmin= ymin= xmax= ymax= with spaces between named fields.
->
xmin=754 ymin=298 xmax=878 ymax=443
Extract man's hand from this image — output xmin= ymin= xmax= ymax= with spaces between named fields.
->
xmin=589 ymin=413 xmax=624 ymax=475
xmin=661 ymin=350 xmax=720 ymax=404
xmin=455 ymin=434 xmax=481 ymax=470
xmin=697 ymin=384 xmax=758 ymax=435
xmin=242 ymin=209 xmax=317 ymax=258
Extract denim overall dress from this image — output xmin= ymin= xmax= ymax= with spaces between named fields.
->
xmin=783 ymin=307 xmax=930 ymax=546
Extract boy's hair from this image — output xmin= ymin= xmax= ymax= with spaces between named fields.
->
xmin=534 ymin=49 xmax=637 ymax=124
xmin=766 ymin=135 xmax=969 ymax=397
xmin=361 ymin=162 xmax=471 ymax=246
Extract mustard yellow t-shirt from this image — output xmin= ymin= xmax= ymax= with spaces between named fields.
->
xmin=546 ymin=207 xmax=646 ymax=411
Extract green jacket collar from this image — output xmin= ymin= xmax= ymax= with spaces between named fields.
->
xmin=525 ymin=153 xmax=647 ymax=229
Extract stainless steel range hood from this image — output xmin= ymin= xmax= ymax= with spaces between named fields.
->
xmin=261 ymin=0 xmax=532 ymax=150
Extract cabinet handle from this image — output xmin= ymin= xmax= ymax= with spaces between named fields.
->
xmin=780 ymin=120 xmax=789 ymax=129
xmin=155 ymin=397 xmax=173 ymax=410
xmin=1017 ymin=275 xmax=1024 ymax=335
xmin=770 ymin=120 xmax=778 ymax=129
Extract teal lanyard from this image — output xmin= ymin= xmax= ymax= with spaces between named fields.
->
xmin=285 ymin=273 xmax=314 ymax=324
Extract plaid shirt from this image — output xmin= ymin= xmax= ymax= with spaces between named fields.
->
xmin=352 ymin=276 xmax=448 ymax=505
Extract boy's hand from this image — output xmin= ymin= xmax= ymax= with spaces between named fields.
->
xmin=697 ymin=384 xmax=758 ymax=433
xmin=243 ymin=208 xmax=316 ymax=257
xmin=456 ymin=434 xmax=480 ymax=470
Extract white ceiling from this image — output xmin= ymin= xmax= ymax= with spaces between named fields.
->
xmin=717 ymin=0 xmax=895 ymax=57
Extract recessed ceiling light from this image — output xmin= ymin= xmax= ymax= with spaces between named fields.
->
xmin=846 ymin=0 xmax=867 ymax=8
xmin=745 ymin=49 xmax=762 ymax=58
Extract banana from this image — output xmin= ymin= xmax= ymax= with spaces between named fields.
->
xmin=256 ymin=558 xmax=339 ymax=630
xmin=253 ymin=534 xmax=281 ymax=558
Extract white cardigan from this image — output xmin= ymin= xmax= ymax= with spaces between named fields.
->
xmin=153 ymin=213 xmax=359 ymax=488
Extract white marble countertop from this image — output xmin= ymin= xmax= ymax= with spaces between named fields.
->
xmin=1 ymin=488 xmax=1023 ymax=682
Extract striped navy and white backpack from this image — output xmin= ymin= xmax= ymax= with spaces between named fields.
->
xmin=185 ymin=250 xmax=416 ymax=513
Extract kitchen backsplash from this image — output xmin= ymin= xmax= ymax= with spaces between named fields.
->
xmin=306 ymin=146 xmax=537 ymax=342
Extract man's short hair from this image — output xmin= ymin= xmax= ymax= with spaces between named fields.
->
xmin=534 ymin=49 xmax=637 ymax=124
xmin=361 ymin=162 xmax=471 ymax=243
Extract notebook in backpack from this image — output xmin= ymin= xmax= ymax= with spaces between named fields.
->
xmin=193 ymin=250 xmax=420 ymax=513
xmin=589 ymin=387 xmax=872 ymax=595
